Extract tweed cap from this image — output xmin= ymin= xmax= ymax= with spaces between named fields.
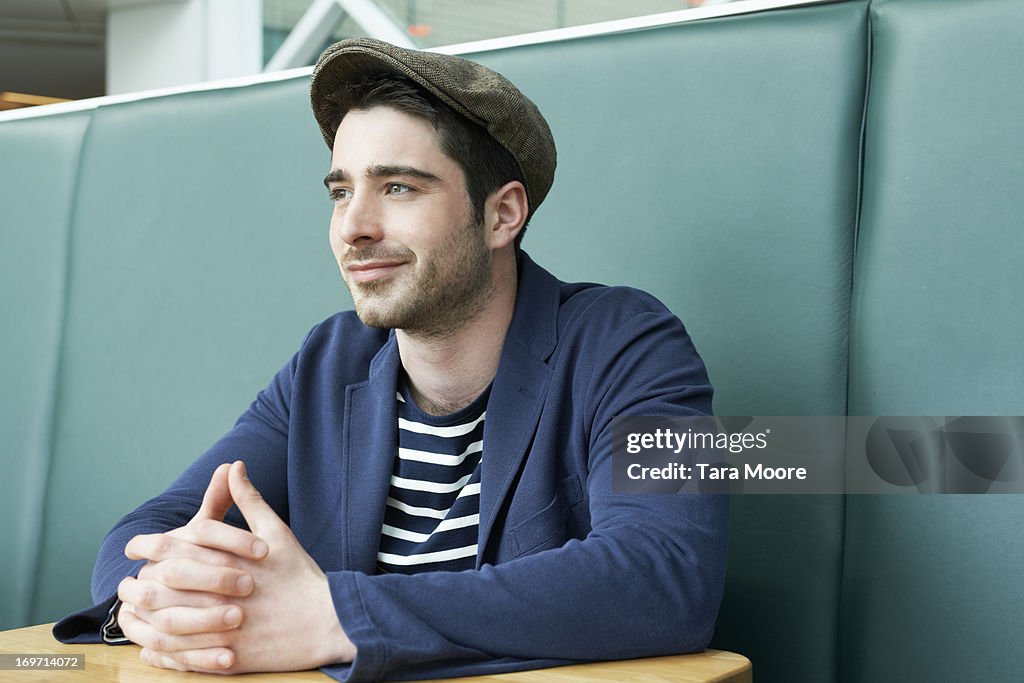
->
xmin=310 ymin=38 xmax=556 ymax=213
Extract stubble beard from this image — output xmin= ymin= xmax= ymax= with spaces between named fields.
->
xmin=345 ymin=218 xmax=494 ymax=340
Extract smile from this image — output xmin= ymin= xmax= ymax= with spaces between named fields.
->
xmin=346 ymin=261 xmax=407 ymax=283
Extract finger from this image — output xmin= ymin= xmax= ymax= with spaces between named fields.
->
xmin=118 ymin=576 xmax=232 ymax=610
xmin=142 ymin=646 xmax=235 ymax=673
xmin=140 ymin=648 xmax=189 ymax=672
xmin=125 ymin=532 xmax=243 ymax=565
xmin=140 ymin=558 xmax=254 ymax=596
xmin=120 ymin=608 xmax=234 ymax=653
xmin=227 ymin=460 xmax=283 ymax=539
xmin=193 ymin=462 xmax=234 ymax=523
xmin=132 ymin=604 xmax=243 ymax=635
xmin=124 ymin=534 xmax=162 ymax=561
xmin=173 ymin=518 xmax=268 ymax=560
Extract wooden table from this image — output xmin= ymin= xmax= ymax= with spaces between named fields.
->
xmin=0 ymin=623 xmax=750 ymax=682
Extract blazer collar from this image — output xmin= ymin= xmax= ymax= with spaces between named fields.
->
xmin=504 ymin=251 xmax=560 ymax=363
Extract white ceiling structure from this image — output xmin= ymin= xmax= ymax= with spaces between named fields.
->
xmin=0 ymin=0 xmax=125 ymax=101
xmin=0 ymin=0 xmax=410 ymax=103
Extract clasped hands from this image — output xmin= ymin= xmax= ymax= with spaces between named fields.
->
xmin=116 ymin=460 xmax=355 ymax=673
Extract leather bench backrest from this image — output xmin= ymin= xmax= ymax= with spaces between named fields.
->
xmin=0 ymin=113 xmax=92 ymax=630
xmin=844 ymin=0 xmax=1024 ymax=681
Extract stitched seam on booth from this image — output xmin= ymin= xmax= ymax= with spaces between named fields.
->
xmin=844 ymin=0 xmax=874 ymax=415
xmin=839 ymin=4 xmax=876 ymax=680
xmin=851 ymin=1 xmax=873 ymax=289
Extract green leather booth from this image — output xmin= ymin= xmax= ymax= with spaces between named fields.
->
xmin=2 ymin=0 xmax=1021 ymax=680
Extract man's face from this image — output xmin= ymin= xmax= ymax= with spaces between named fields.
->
xmin=326 ymin=106 xmax=493 ymax=337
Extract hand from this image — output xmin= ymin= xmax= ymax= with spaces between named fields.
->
xmin=117 ymin=462 xmax=265 ymax=662
xmin=118 ymin=461 xmax=355 ymax=673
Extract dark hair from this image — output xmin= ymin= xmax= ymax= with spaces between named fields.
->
xmin=326 ymin=73 xmax=530 ymax=245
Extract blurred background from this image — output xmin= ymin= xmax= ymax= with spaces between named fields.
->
xmin=0 ymin=0 xmax=738 ymax=110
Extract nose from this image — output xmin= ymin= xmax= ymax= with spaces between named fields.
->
xmin=331 ymin=191 xmax=383 ymax=248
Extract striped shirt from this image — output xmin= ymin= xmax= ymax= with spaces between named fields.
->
xmin=376 ymin=381 xmax=489 ymax=574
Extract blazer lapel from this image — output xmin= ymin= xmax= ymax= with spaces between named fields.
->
xmin=341 ymin=334 xmax=401 ymax=574
xmin=477 ymin=253 xmax=560 ymax=563
xmin=478 ymin=342 xmax=550 ymax=563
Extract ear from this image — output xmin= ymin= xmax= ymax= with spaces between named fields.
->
xmin=483 ymin=180 xmax=529 ymax=250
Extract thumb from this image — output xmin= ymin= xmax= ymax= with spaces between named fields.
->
xmin=191 ymin=462 xmax=233 ymax=522
xmin=227 ymin=460 xmax=282 ymax=538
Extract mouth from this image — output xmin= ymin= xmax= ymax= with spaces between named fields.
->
xmin=345 ymin=260 xmax=407 ymax=284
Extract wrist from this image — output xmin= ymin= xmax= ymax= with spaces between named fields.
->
xmin=315 ymin=575 xmax=357 ymax=665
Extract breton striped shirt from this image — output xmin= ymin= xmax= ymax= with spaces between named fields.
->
xmin=376 ymin=381 xmax=489 ymax=574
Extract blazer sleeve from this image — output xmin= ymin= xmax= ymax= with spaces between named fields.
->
xmin=322 ymin=306 xmax=729 ymax=682
xmin=52 ymin=344 xmax=300 ymax=644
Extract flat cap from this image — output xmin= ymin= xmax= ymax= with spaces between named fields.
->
xmin=310 ymin=38 xmax=556 ymax=214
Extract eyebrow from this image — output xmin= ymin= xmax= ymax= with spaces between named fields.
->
xmin=323 ymin=165 xmax=442 ymax=188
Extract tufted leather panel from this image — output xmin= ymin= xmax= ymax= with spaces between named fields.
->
xmin=845 ymin=1 xmax=1024 ymax=681
xmin=30 ymin=81 xmax=344 ymax=622
xmin=0 ymin=113 xmax=92 ymax=630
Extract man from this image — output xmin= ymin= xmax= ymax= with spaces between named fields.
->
xmin=55 ymin=38 xmax=728 ymax=681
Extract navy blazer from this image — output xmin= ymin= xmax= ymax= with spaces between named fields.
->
xmin=55 ymin=253 xmax=728 ymax=682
